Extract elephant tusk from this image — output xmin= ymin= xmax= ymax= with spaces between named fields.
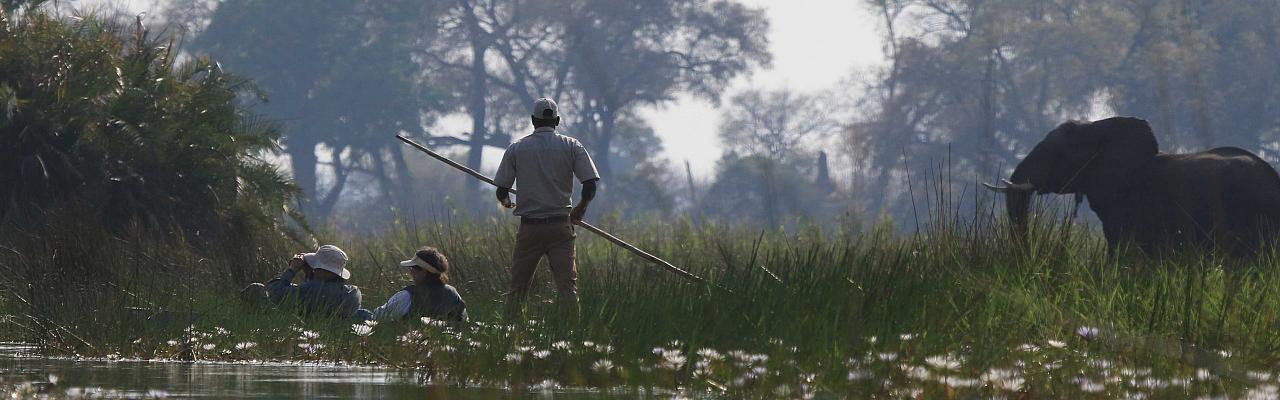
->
xmin=1001 ymin=179 xmax=1035 ymax=191
xmin=984 ymin=180 xmax=1035 ymax=194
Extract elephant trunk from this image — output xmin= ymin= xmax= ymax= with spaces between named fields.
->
xmin=1005 ymin=166 xmax=1034 ymax=239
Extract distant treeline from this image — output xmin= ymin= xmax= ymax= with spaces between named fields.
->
xmin=851 ymin=0 xmax=1280 ymax=222
xmin=10 ymin=0 xmax=1280 ymax=233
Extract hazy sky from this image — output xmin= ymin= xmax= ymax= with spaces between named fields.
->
xmin=74 ymin=0 xmax=885 ymax=177
xmin=644 ymin=0 xmax=883 ymax=176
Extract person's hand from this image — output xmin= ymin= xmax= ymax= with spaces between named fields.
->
xmin=500 ymin=198 xmax=516 ymax=209
xmin=288 ymin=254 xmax=308 ymax=272
xmin=570 ymin=205 xmax=587 ymax=225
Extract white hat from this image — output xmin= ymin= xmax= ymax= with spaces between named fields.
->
xmin=531 ymin=97 xmax=558 ymax=119
xmin=399 ymin=254 xmax=444 ymax=274
xmin=303 ymin=245 xmax=350 ymax=280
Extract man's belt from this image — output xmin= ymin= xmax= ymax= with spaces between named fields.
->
xmin=520 ymin=215 xmax=570 ymax=225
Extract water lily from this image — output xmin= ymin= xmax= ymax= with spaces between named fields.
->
xmin=591 ymin=359 xmax=614 ymax=373
xmin=348 ymin=325 xmax=373 ymax=338
xmin=1076 ymin=326 xmax=1100 ymax=341
xmin=697 ymin=348 xmax=723 ymax=360
xmin=924 ymin=354 xmax=963 ymax=370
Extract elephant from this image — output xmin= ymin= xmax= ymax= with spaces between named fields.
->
xmin=985 ymin=116 xmax=1280 ymax=257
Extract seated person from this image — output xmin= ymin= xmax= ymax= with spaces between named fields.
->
xmin=361 ymin=247 xmax=467 ymax=322
xmin=242 ymin=245 xmax=363 ymax=320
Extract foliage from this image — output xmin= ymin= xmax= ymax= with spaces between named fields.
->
xmin=392 ymin=0 xmax=772 ymax=224
xmin=700 ymin=88 xmax=839 ymax=225
xmin=852 ymin=0 xmax=1280 ymax=223
xmin=560 ymin=0 xmax=772 ymax=182
xmin=192 ymin=0 xmax=451 ymax=220
xmin=701 ymin=153 xmax=831 ymax=227
xmin=0 ymin=10 xmax=295 ymax=239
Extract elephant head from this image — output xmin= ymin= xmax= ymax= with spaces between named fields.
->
xmin=986 ymin=117 xmax=1158 ymax=234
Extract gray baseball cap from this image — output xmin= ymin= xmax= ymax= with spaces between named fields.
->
xmin=532 ymin=98 xmax=558 ymax=119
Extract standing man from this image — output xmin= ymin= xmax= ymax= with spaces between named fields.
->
xmin=494 ymin=97 xmax=600 ymax=327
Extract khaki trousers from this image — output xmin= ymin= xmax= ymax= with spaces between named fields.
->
xmin=504 ymin=220 xmax=579 ymax=326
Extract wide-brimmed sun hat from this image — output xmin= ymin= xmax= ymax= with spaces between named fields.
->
xmin=399 ymin=249 xmax=447 ymax=274
xmin=303 ymin=245 xmax=350 ymax=280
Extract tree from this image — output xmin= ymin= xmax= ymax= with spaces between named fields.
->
xmin=851 ymin=0 xmax=1126 ymax=221
xmin=190 ymin=0 xmax=449 ymax=221
xmin=704 ymin=88 xmax=839 ymax=226
xmin=0 ymin=11 xmax=295 ymax=238
xmin=560 ymin=0 xmax=772 ymax=183
xmin=419 ymin=0 xmax=566 ymax=197
xmin=1105 ymin=0 xmax=1280 ymax=154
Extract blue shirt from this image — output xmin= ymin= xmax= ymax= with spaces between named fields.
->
xmin=266 ymin=269 xmax=363 ymax=319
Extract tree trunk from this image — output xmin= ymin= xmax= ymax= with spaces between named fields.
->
xmin=466 ymin=40 xmax=488 ymax=194
xmin=761 ymin=158 xmax=778 ymax=227
xmin=594 ymin=108 xmax=616 ymax=183
xmin=287 ymin=135 xmax=321 ymax=217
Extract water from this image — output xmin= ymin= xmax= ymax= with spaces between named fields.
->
xmin=0 ymin=344 xmax=615 ymax=399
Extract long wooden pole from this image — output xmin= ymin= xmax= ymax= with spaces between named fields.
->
xmin=395 ymin=135 xmax=708 ymax=285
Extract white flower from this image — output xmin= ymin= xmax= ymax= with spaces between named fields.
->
xmin=165 ymin=340 xmax=178 ymax=346
xmin=1196 ymin=368 xmax=1213 ymax=380
xmin=697 ymin=348 xmax=723 ymax=360
xmin=552 ymin=341 xmax=571 ymax=350
xmin=298 ymin=330 xmax=320 ymax=341
xmin=201 ymin=344 xmax=216 ymax=351
xmin=981 ymin=368 xmax=1024 ymax=391
xmin=1017 ymin=343 xmax=1040 ymax=352
xmin=1076 ymin=326 xmax=1100 ymax=341
xmin=847 ymin=370 xmax=870 ymax=381
xmin=877 ymin=352 xmax=898 ymax=362
xmin=234 ymin=342 xmax=257 ymax=351
xmin=1071 ymin=376 xmax=1106 ymax=393
xmin=924 ymin=354 xmax=963 ymax=370
xmin=591 ymin=359 xmax=614 ymax=372
xmin=351 ymin=324 xmax=374 ymax=337
xmin=905 ymin=366 xmax=930 ymax=380
xmin=504 ymin=353 xmax=523 ymax=363
xmin=1046 ymin=340 xmax=1066 ymax=349
xmin=533 ymin=350 xmax=551 ymax=359
xmin=363 ymin=320 xmax=378 ymax=328
xmin=660 ymin=353 xmax=687 ymax=370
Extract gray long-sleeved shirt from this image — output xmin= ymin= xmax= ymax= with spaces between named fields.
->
xmin=265 ymin=269 xmax=363 ymax=319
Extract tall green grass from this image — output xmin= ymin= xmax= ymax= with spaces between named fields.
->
xmin=4 ymin=196 xmax=1280 ymax=397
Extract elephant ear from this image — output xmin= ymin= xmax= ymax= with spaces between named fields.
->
xmin=1089 ymin=117 xmax=1158 ymax=194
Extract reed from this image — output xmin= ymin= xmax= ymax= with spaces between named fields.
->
xmin=4 ymin=196 xmax=1280 ymax=397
